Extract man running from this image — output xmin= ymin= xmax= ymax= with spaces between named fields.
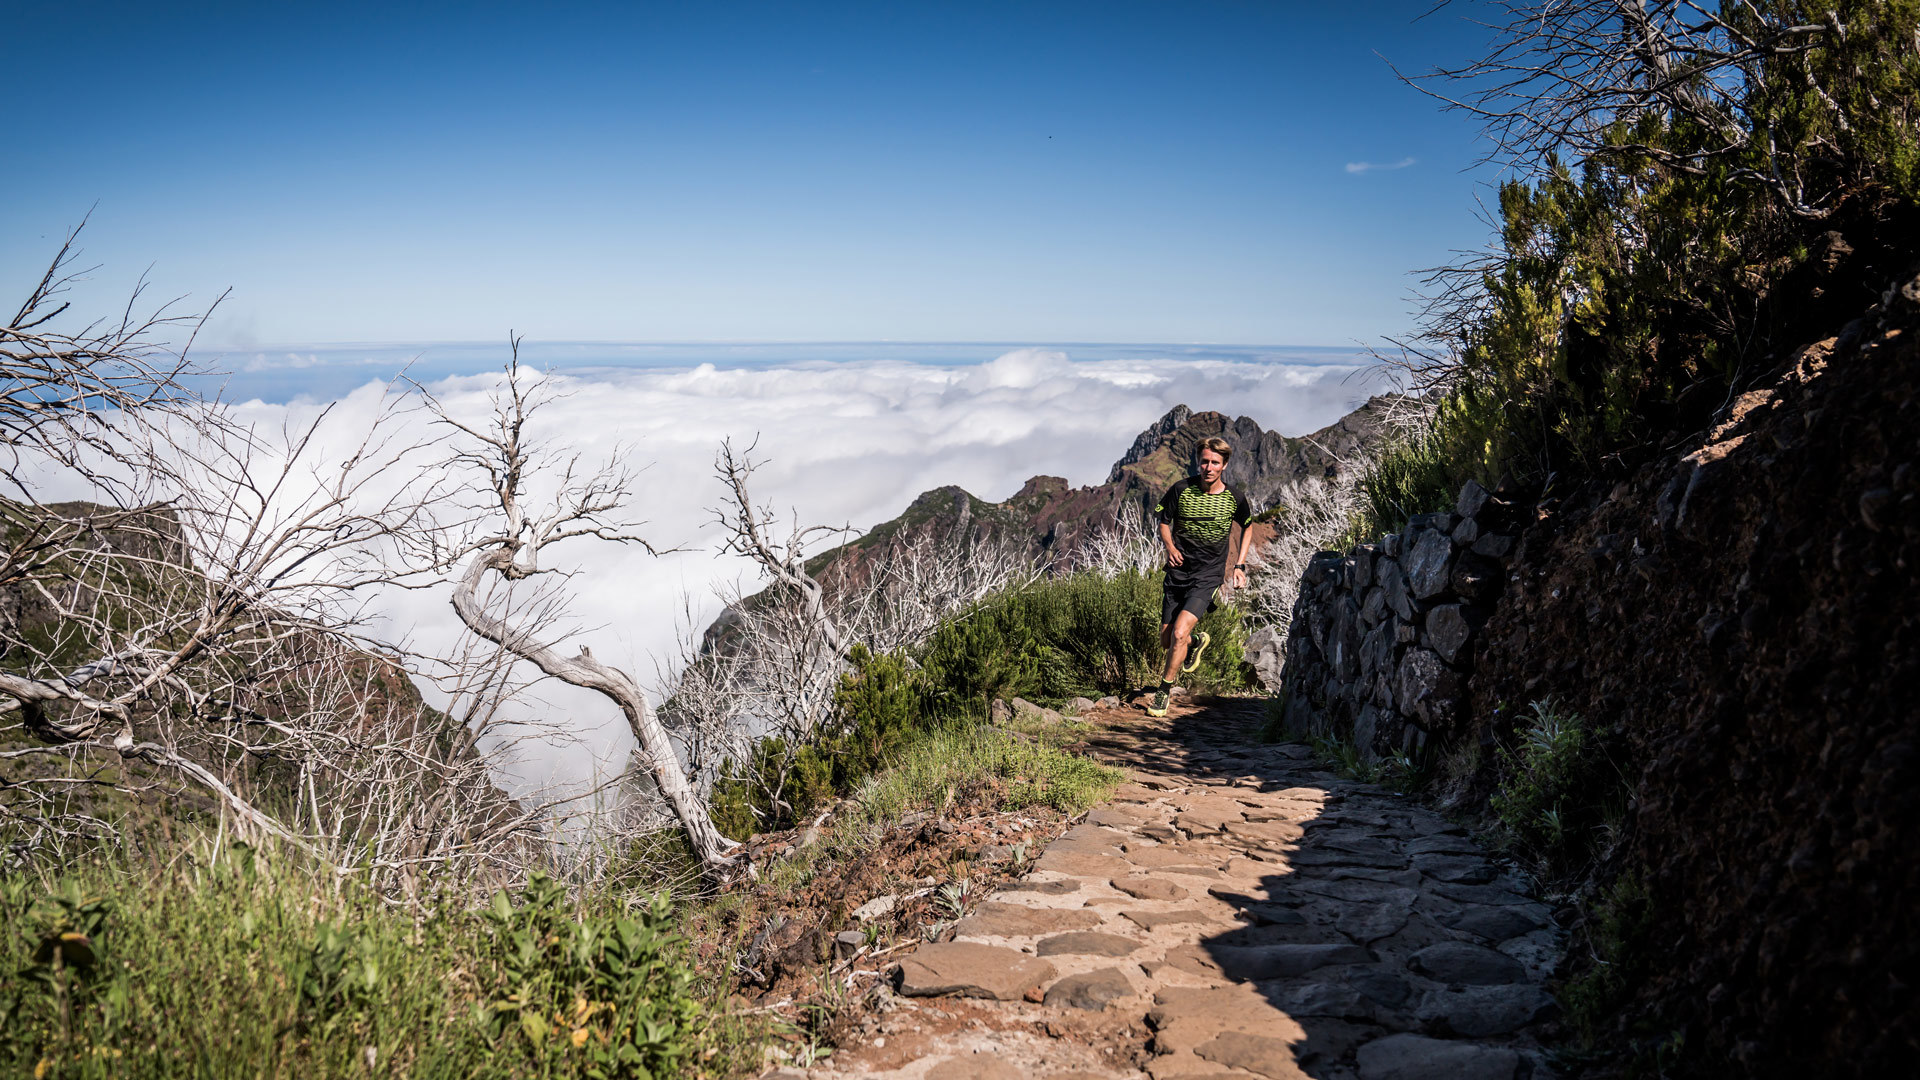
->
xmin=1147 ymin=436 xmax=1252 ymax=717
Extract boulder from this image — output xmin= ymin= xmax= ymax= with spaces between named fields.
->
xmin=1404 ymin=528 xmax=1456 ymax=600
xmin=1424 ymin=604 xmax=1474 ymax=665
xmin=1377 ymin=557 xmax=1414 ymax=621
xmin=1455 ymin=479 xmax=1492 ymax=519
xmin=1395 ymin=648 xmax=1464 ymax=728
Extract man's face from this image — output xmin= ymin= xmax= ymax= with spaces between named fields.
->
xmin=1198 ymin=449 xmax=1225 ymax=484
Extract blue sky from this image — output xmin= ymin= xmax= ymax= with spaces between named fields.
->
xmin=3 ymin=1 xmax=1499 ymax=350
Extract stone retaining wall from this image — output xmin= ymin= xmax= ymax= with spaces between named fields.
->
xmin=1275 ymin=479 xmax=1521 ymax=759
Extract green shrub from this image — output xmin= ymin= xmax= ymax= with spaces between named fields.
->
xmin=0 ymin=845 xmax=735 ymax=1079
xmin=1560 ymin=873 xmax=1656 ymax=1046
xmin=1490 ymin=699 xmax=1625 ymax=875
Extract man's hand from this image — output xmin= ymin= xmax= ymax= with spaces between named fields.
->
xmin=1230 ymin=566 xmax=1247 ymax=589
xmin=1164 ymin=546 xmax=1184 ymax=567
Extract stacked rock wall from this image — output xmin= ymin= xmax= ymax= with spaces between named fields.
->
xmin=1276 ymin=479 xmax=1520 ymax=759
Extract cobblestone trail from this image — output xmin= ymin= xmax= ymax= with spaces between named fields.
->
xmin=787 ymin=697 xmax=1563 ymax=1080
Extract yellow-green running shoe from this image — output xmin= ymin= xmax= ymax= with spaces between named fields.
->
xmin=1182 ymin=630 xmax=1211 ymax=674
xmin=1146 ymin=688 xmax=1170 ymax=717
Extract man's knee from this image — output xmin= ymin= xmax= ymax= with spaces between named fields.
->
xmin=1170 ymin=621 xmax=1193 ymax=644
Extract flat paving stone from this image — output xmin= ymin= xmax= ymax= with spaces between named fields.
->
xmin=1194 ymin=1030 xmax=1311 ymax=1079
xmin=1214 ymin=942 xmax=1374 ymax=980
xmin=1355 ymin=1033 xmax=1520 ymax=1080
xmin=1112 ymin=876 xmax=1189 ymax=900
xmin=1123 ymin=908 xmax=1218 ymax=931
xmin=1408 ymin=941 xmax=1528 ymax=986
xmin=1044 ymin=967 xmax=1136 ymax=1011
xmin=1036 ymin=931 xmax=1144 ymax=957
xmin=817 ymin=697 xmax=1560 ymax=1080
xmin=952 ymin=901 xmax=1102 ymax=938
xmin=896 ymin=942 xmax=1056 ymax=1001
xmin=1414 ymin=984 xmax=1558 ymax=1036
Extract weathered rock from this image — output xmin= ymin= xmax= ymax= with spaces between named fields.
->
xmin=952 ymin=901 xmax=1102 ymax=938
xmin=1395 ymin=648 xmax=1464 ymax=728
xmin=1450 ymin=515 xmax=1480 ymax=546
xmin=1415 ymin=984 xmax=1557 ymax=1036
xmin=1213 ymin=942 xmax=1373 ymax=980
xmin=1404 ymin=528 xmax=1456 ymax=600
xmin=1360 ymin=586 xmax=1389 ymax=628
xmin=1044 ymin=967 xmax=1135 ymax=1011
xmin=1066 ymin=696 xmax=1097 ymax=714
xmin=1147 ymin=984 xmax=1307 ymax=1055
xmin=1222 ymin=819 xmax=1305 ymax=846
xmin=1444 ymin=907 xmax=1548 ymax=943
xmin=1143 ymin=943 xmax=1225 ymax=980
xmin=1412 ymin=852 xmax=1498 ymax=884
xmin=1431 ymin=883 xmax=1536 ymax=907
xmin=1409 ymin=941 xmax=1528 ymax=985
xmin=834 ymin=930 xmax=866 ymax=960
xmin=1377 ymin=557 xmax=1414 ymax=621
xmin=1355 ymin=1033 xmax=1518 ymax=1080
xmin=896 ymin=942 xmax=1056 ymax=1000
xmin=1405 ymin=834 xmax=1479 ymax=856
xmin=852 ymin=894 xmax=898 ymax=921
xmin=1424 ymin=604 xmax=1473 ymax=665
xmin=1112 ymin=876 xmax=1189 ymax=901
xmin=1036 ymin=931 xmax=1144 ymax=957
xmin=988 ymin=698 xmax=1013 ymax=725
xmin=1003 ymin=878 xmax=1080 ymax=895
xmin=1034 ymin=850 xmax=1133 ymax=877
xmin=1126 ymin=844 xmax=1226 ymax=869
xmin=1348 ymin=968 xmax=1415 ymax=1009
xmin=1455 ymin=479 xmax=1491 ymax=520
xmin=1194 ymin=1031 xmax=1311 ymax=1079
xmin=1266 ymin=978 xmax=1378 ymax=1021
xmin=1123 ymin=908 xmax=1216 ymax=931
xmin=1336 ymin=897 xmax=1411 ymax=943
xmin=1245 ymin=624 xmax=1286 ymax=691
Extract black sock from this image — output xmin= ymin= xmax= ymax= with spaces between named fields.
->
xmin=1160 ymin=678 xmax=1175 ymax=691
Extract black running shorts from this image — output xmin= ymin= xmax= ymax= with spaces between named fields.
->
xmin=1161 ymin=581 xmax=1216 ymax=626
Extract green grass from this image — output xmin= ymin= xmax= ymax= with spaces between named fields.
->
xmin=0 ymin=841 xmax=753 ymax=1079
xmin=845 ymin=717 xmax=1124 ymax=828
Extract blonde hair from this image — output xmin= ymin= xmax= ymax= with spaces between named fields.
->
xmin=1199 ymin=436 xmax=1233 ymax=464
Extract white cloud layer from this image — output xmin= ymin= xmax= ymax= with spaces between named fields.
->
xmin=219 ymin=348 xmax=1379 ymax=794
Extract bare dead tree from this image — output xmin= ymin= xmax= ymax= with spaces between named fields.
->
xmin=416 ymin=345 xmax=740 ymax=873
xmin=1069 ymin=503 xmax=1165 ymax=579
xmin=1398 ymin=1 xmax=1839 ymax=214
xmin=0 ymin=228 xmax=489 ymax=863
xmin=834 ymin=526 xmax=1037 ymax=655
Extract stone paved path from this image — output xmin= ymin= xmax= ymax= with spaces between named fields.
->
xmin=792 ymin=697 xmax=1562 ymax=1080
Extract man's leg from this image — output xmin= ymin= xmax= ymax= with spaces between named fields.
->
xmin=1160 ymin=609 xmax=1201 ymax=684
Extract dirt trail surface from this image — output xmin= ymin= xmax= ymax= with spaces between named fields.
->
xmin=778 ymin=697 xmax=1563 ymax=1080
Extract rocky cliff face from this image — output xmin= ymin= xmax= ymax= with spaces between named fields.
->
xmin=814 ymin=395 xmax=1407 ymax=580
xmin=1275 ymin=265 xmax=1920 ymax=1075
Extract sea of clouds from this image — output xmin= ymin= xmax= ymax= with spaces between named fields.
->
xmin=213 ymin=344 xmax=1383 ymax=795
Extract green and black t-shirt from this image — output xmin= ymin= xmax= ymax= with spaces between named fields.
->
xmin=1155 ymin=476 xmax=1252 ymax=589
